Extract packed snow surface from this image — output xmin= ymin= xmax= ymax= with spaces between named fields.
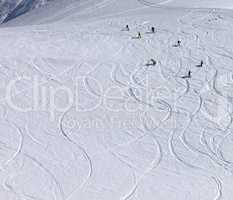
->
xmin=0 ymin=0 xmax=233 ymax=199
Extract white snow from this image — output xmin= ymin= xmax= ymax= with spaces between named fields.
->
xmin=159 ymin=0 xmax=233 ymax=9
xmin=0 ymin=0 xmax=233 ymax=199
xmin=0 ymin=0 xmax=50 ymax=23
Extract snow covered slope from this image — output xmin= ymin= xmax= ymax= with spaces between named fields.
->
xmin=4 ymin=0 xmax=233 ymax=26
xmin=1 ymin=0 xmax=233 ymax=200
xmin=0 ymin=0 xmax=50 ymax=23
xmin=143 ymin=0 xmax=233 ymax=9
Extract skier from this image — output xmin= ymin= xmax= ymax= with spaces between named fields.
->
xmin=132 ymin=32 xmax=142 ymax=39
xmin=196 ymin=60 xmax=204 ymax=67
xmin=122 ymin=25 xmax=130 ymax=31
xmin=173 ymin=40 xmax=181 ymax=47
xmin=150 ymin=59 xmax=156 ymax=65
xmin=151 ymin=27 xmax=155 ymax=33
xmin=146 ymin=59 xmax=157 ymax=66
xmin=181 ymin=70 xmax=191 ymax=79
xmin=138 ymin=32 xmax=142 ymax=39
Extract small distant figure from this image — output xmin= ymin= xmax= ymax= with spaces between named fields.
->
xmin=138 ymin=32 xmax=142 ymax=39
xmin=122 ymin=25 xmax=130 ymax=31
xmin=196 ymin=60 xmax=204 ymax=67
xmin=146 ymin=27 xmax=155 ymax=34
xmin=151 ymin=27 xmax=155 ymax=33
xmin=146 ymin=59 xmax=157 ymax=66
xmin=181 ymin=70 xmax=192 ymax=79
xmin=132 ymin=32 xmax=142 ymax=39
xmin=173 ymin=40 xmax=181 ymax=47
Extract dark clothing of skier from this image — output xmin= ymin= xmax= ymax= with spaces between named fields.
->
xmin=182 ymin=70 xmax=191 ymax=79
xmin=173 ymin=40 xmax=181 ymax=47
xmin=146 ymin=59 xmax=157 ymax=66
xmin=196 ymin=60 xmax=204 ymax=67
xmin=131 ymin=32 xmax=142 ymax=39
xmin=138 ymin=32 xmax=142 ymax=39
xmin=151 ymin=27 xmax=155 ymax=33
xmin=122 ymin=25 xmax=130 ymax=31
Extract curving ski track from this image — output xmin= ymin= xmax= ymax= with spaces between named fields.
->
xmin=0 ymin=0 xmax=233 ymax=199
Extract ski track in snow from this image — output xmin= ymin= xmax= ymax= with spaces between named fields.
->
xmin=1 ymin=0 xmax=233 ymax=199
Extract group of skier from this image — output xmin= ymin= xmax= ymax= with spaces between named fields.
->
xmin=123 ymin=25 xmax=155 ymax=39
xmin=121 ymin=24 xmax=204 ymax=79
xmin=181 ymin=60 xmax=204 ymax=79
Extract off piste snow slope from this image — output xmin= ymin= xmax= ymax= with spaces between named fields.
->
xmin=1 ymin=0 xmax=233 ymax=200
xmin=0 ymin=0 xmax=50 ymax=24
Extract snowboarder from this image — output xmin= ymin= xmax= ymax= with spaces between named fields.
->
xmin=181 ymin=70 xmax=192 ymax=79
xmin=173 ymin=40 xmax=181 ymax=47
xmin=146 ymin=59 xmax=157 ymax=66
xmin=196 ymin=60 xmax=204 ymax=67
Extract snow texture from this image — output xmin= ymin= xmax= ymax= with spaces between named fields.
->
xmin=0 ymin=0 xmax=233 ymax=199
xmin=0 ymin=0 xmax=49 ymax=23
